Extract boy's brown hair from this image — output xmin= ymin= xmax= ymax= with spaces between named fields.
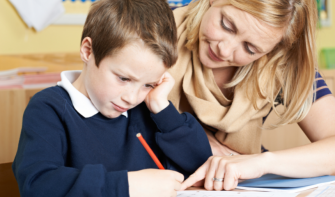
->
xmin=81 ymin=0 xmax=177 ymax=68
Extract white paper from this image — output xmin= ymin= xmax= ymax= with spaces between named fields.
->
xmin=177 ymin=190 xmax=298 ymax=197
xmin=9 ymin=0 xmax=65 ymax=31
xmin=307 ymin=185 xmax=335 ymax=197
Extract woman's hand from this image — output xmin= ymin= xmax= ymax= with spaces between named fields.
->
xmin=180 ymin=154 xmax=268 ymax=191
xmin=204 ymin=129 xmax=240 ymax=156
xmin=145 ymin=72 xmax=175 ymax=114
xmin=128 ymin=169 xmax=184 ymax=197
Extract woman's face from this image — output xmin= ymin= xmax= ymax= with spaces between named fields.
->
xmin=199 ymin=0 xmax=284 ymax=69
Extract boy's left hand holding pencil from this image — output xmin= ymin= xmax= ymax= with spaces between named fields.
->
xmin=145 ymin=72 xmax=175 ymax=114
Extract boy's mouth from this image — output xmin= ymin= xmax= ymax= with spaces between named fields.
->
xmin=112 ymin=102 xmax=128 ymax=112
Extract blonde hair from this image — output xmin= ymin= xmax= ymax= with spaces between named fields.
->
xmin=185 ymin=0 xmax=318 ymax=127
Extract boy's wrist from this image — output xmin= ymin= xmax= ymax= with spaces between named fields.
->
xmin=150 ymin=101 xmax=185 ymax=133
xmin=149 ymin=99 xmax=170 ymax=114
xmin=128 ymin=171 xmax=139 ymax=197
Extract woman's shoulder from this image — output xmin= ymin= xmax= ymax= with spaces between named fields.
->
xmin=274 ymin=71 xmax=332 ymax=104
xmin=173 ymin=6 xmax=190 ymax=27
xmin=315 ymin=71 xmax=332 ymax=100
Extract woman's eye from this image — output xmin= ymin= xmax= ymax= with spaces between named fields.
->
xmin=244 ymin=43 xmax=255 ymax=55
xmin=221 ymin=19 xmax=234 ymax=33
xmin=119 ymin=77 xmax=130 ymax=82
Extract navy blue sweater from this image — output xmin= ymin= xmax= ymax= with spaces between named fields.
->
xmin=13 ymin=86 xmax=212 ymax=197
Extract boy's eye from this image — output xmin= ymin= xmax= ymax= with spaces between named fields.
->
xmin=119 ymin=76 xmax=130 ymax=82
xmin=145 ymin=84 xmax=155 ymax=89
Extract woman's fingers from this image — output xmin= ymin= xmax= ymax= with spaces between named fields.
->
xmin=182 ymin=154 xmax=262 ymax=191
xmin=192 ymin=179 xmax=205 ymax=187
xmin=204 ymin=156 xmax=220 ymax=190
xmin=180 ymin=161 xmax=209 ymax=190
xmin=223 ymin=164 xmax=239 ymax=190
xmin=213 ymin=158 xmax=227 ymax=191
xmin=180 ymin=174 xmax=202 ymax=190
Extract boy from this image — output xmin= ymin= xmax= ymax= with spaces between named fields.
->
xmin=12 ymin=0 xmax=212 ymax=197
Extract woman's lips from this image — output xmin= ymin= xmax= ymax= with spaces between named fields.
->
xmin=208 ymin=45 xmax=224 ymax=62
xmin=112 ymin=102 xmax=128 ymax=112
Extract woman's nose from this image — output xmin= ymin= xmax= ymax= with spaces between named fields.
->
xmin=218 ymin=40 xmax=237 ymax=61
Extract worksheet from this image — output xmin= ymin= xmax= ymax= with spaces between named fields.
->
xmin=177 ymin=191 xmax=298 ymax=197
xmin=307 ymin=185 xmax=335 ymax=197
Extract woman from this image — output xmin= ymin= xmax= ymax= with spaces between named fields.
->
xmin=167 ymin=0 xmax=335 ymax=191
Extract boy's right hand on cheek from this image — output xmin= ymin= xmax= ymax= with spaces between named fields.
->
xmin=145 ymin=72 xmax=175 ymax=114
xmin=128 ymin=169 xmax=184 ymax=197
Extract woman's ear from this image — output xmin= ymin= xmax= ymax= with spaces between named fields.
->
xmin=210 ymin=0 xmax=214 ymax=6
xmin=80 ymin=37 xmax=93 ymax=63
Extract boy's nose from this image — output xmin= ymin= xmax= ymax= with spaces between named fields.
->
xmin=122 ymin=90 xmax=138 ymax=106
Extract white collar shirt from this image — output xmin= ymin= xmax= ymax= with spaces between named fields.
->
xmin=57 ymin=70 xmax=128 ymax=118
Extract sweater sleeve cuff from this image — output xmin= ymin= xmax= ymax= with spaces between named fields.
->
xmin=105 ymin=170 xmax=129 ymax=197
xmin=150 ymin=101 xmax=185 ymax=133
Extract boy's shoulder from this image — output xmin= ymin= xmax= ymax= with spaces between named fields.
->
xmin=28 ymin=86 xmax=71 ymax=111
xmin=23 ymin=86 xmax=73 ymax=128
xmin=32 ymin=86 xmax=69 ymax=102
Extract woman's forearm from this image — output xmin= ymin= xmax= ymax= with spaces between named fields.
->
xmin=262 ymin=135 xmax=335 ymax=177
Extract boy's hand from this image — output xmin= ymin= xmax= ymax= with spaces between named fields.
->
xmin=145 ymin=72 xmax=175 ymax=114
xmin=128 ymin=169 xmax=184 ymax=197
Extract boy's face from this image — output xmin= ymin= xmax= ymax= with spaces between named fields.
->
xmin=81 ymin=40 xmax=166 ymax=118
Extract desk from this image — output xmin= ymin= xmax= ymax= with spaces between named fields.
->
xmin=0 ymin=54 xmax=82 ymax=164
xmin=0 ymin=88 xmax=43 ymax=164
xmin=0 ymin=161 xmax=332 ymax=197
xmin=0 ymin=163 xmax=20 ymax=197
xmin=188 ymin=184 xmax=334 ymax=197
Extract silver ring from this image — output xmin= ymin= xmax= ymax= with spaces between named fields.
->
xmin=229 ymin=153 xmax=234 ymax=156
xmin=212 ymin=177 xmax=223 ymax=182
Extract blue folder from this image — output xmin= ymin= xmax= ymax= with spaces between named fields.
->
xmin=237 ymin=174 xmax=335 ymax=191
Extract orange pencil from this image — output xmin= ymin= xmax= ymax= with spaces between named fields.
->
xmin=136 ymin=133 xmax=165 ymax=170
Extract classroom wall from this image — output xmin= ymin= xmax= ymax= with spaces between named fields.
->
xmin=0 ymin=0 xmax=335 ymax=57
xmin=0 ymin=0 xmax=84 ymax=55
xmin=316 ymin=1 xmax=335 ymax=57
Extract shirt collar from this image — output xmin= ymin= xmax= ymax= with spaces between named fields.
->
xmin=57 ymin=70 xmax=128 ymax=118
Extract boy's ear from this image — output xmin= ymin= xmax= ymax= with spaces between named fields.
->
xmin=80 ymin=37 xmax=93 ymax=63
